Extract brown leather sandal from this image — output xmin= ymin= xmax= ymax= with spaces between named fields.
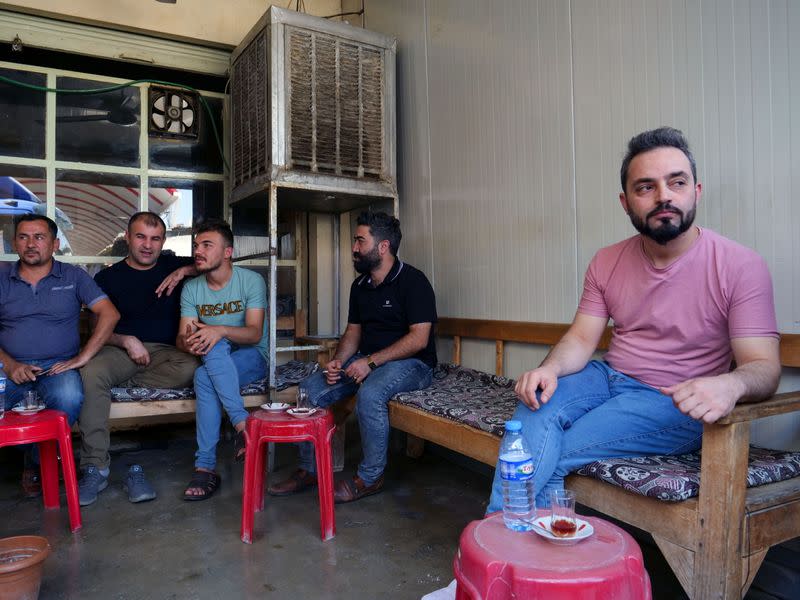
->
xmin=267 ymin=469 xmax=317 ymax=496
xmin=333 ymin=474 xmax=384 ymax=504
xmin=233 ymin=430 xmax=247 ymax=463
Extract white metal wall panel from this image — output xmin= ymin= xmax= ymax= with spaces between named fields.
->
xmin=369 ymin=0 xmax=577 ymax=322
xmin=366 ymin=0 xmax=435 ymax=278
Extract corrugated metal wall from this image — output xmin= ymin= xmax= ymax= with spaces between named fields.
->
xmin=366 ymin=0 xmax=800 ymax=444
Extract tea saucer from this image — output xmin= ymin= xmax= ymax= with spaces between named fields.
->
xmin=286 ymin=407 xmax=317 ymax=419
xmin=260 ymin=402 xmax=290 ymax=411
xmin=531 ymin=516 xmax=593 ymax=545
xmin=12 ymin=405 xmax=46 ymax=415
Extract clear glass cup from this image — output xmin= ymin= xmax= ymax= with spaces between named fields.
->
xmin=24 ymin=390 xmax=41 ymax=411
xmin=549 ymin=489 xmax=577 ymax=537
xmin=296 ymin=388 xmax=310 ymax=409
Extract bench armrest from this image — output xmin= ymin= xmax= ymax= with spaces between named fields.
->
xmin=715 ymin=389 xmax=800 ymax=425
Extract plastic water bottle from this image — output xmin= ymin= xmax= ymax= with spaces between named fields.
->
xmin=0 ymin=361 xmax=6 ymax=420
xmin=499 ymin=420 xmax=534 ymax=531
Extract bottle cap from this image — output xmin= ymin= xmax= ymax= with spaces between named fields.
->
xmin=504 ymin=420 xmax=522 ymax=432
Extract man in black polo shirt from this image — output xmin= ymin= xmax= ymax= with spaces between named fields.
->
xmin=269 ymin=211 xmax=437 ymax=503
xmin=78 ymin=212 xmax=199 ymax=506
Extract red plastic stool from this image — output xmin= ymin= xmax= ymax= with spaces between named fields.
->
xmin=0 ymin=410 xmax=82 ymax=532
xmin=454 ymin=511 xmax=651 ymax=599
xmin=240 ymin=408 xmax=336 ymax=543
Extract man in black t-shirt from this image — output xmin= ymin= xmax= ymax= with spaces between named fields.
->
xmin=269 ymin=212 xmax=437 ymax=504
xmin=78 ymin=212 xmax=199 ymax=506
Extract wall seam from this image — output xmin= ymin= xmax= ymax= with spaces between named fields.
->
xmin=568 ymin=0 xmax=579 ymax=304
xmin=422 ymin=0 xmax=435 ymax=287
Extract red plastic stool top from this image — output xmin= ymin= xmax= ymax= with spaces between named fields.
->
xmin=240 ymin=408 xmax=336 ymax=543
xmin=454 ymin=511 xmax=651 ymax=600
xmin=0 ymin=410 xmax=82 ymax=532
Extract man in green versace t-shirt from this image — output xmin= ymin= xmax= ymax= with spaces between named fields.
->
xmin=177 ymin=219 xmax=268 ymax=501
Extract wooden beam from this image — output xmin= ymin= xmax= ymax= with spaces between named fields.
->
xmin=495 ymin=340 xmax=504 ymax=376
xmin=653 ymin=536 xmax=694 ymax=598
xmin=717 ymin=390 xmax=800 ymax=424
xmin=694 ymin=421 xmax=750 ymax=600
xmin=436 ymin=317 xmax=613 ymax=350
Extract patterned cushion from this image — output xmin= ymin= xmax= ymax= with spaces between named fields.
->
xmin=575 ymin=447 xmax=800 ymax=501
xmin=110 ymin=360 xmax=317 ymax=402
xmin=391 ymin=363 xmax=518 ymax=436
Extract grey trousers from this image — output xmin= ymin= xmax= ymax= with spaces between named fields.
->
xmin=79 ymin=343 xmax=200 ymax=470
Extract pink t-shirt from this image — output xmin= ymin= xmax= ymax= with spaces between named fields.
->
xmin=577 ymin=228 xmax=778 ymax=388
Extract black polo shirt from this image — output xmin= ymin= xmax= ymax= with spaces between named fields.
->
xmin=348 ymin=259 xmax=437 ymax=368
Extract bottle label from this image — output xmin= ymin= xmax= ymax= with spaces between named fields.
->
xmin=500 ymin=457 xmax=534 ymax=481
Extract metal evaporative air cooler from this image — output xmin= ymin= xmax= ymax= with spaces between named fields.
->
xmin=230 ymin=7 xmax=397 ymax=389
xmin=230 ymin=6 xmax=397 ymax=209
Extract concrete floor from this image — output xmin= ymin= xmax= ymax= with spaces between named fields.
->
xmin=2 ymin=422 xmax=790 ymax=599
xmin=0 ymin=424 xmax=489 ymax=600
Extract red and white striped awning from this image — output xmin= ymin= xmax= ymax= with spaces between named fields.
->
xmin=17 ymin=178 xmax=177 ymax=256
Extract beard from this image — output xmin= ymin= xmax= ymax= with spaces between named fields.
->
xmin=195 ymin=256 xmax=222 ymax=274
xmin=628 ymin=202 xmax=696 ymax=246
xmin=353 ymin=246 xmax=381 ymax=274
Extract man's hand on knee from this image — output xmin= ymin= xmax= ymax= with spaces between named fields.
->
xmin=514 ymin=366 xmax=558 ymax=410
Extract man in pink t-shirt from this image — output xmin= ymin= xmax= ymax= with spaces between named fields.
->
xmin=488 ymin=127 xmax=781 ymax=511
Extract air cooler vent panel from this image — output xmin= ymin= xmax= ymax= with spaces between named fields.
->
xmin=231 ymin=30 xmax=270 ymax=190
xmin=288 ymin=29 xmax=384 ymax=178
xmin=230 ymin=7 xmax=396 ymax=204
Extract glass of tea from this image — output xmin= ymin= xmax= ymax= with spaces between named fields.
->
xmin=549 ymin=489 xmax=577 ymax=537
xmin=296 ymin=388 xmax=310 ymax=409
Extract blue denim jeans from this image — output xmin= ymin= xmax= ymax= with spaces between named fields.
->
xmin=298 ymin=353 xmax=433 ymax=485
xmin=194 ymin=340 xmax=267 ymax=470
xmin=487 ymin=360 xmax=704 ymax=512
xmin=3 ymin=357 xmax=83 ymax=424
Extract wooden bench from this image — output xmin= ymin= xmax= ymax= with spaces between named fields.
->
xmin=100 ymin=311 xmax=314 ymax=430
xmin=388 ymin=317 xmax=800 ymax=600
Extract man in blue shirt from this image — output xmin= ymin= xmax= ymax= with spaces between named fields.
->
xmin=0 ymin=214 xmax=119 ymax=497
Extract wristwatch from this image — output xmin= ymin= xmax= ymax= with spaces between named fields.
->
xmin=367 ymin=356 xmax=378 ymax=370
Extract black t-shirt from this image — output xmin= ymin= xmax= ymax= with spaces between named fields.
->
xmin=348 ymin=259 xmax=437 ymax=367
xmin=95 ymin=253 xmax=194 ymax=345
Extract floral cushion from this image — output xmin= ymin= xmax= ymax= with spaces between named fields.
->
xmin=575 ymin=447 xmax=800 ymax=501
xmin=110 ymin=360 xmax=318 ymax=402
xmin=391 ymin=363 xmax=518 ymax=436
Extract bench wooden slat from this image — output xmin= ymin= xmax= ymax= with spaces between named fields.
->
xmin=388 ymin=403 xmax=501 ymax=467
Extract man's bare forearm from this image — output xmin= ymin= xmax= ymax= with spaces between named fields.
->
xmin=332 ymin=327 xmax=360 ymax=364
xmin=368 ymin=326 xmax=430 ymax=367
xmin=725 ymin=359 xmax=781 ymax=404
xmin=79 ymin=304 xmax=119 ymax=362
xmin=540 ymin=332 xmax=598 ymax=378
xmin=106 ymin=332 xmax=135 ymax=349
